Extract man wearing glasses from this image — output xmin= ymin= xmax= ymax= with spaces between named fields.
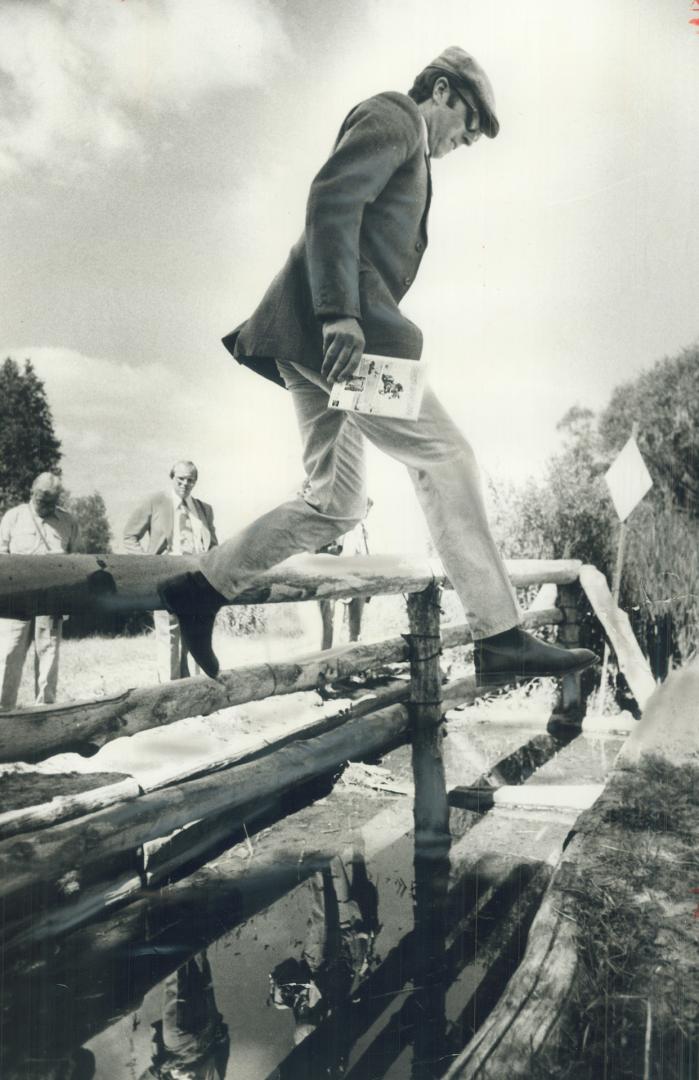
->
xmin=162 ymin=46 xmax=597 ymax=686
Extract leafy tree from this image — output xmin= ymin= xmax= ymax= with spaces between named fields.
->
xmin=68 ymin=491 xmax=112 ymax=554
xmin=598 ymin=345 xmax=699 ymax=515
xmin=0 ymin=357 xmax=62 ymax=515
xmin=491 ymin=343 xmax=699 ymax=677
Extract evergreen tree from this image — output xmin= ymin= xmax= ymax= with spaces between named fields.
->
xmin=0 ymin=358 xmax=62 ymax=515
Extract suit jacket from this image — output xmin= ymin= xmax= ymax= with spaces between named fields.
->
xmin=223 ymin=91 xmax=431 ymax=386
xmin=123 ymin=492 xmax=217 ymax=555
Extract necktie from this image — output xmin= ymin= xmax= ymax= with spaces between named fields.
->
xmin=178 ymin=502 xmax=195 ymax=554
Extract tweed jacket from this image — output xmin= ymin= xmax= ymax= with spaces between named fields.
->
xmin=123 ymin=492 xmax=217 ymax=555
xmin=223 ymin=91 xmax=432 ymax=386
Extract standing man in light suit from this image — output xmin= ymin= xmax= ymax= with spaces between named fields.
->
xmin=0 ymin=472 xmax=80 ymax=710
xmin=161 ymin=47 xmax=597 ymax=686
xmin=124 ymin=461 xmax=218 ymax=680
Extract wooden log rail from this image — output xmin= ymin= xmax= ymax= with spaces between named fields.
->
xmin=0 ymin=552 xmax=583 ymax=618
xmin=0 ymin=605 xmax=563 ymax=764
xmin=0 ymin=551 xmax=656 ymax=958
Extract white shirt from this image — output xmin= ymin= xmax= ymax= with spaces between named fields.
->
xmin=170 ymin=490 xmax=207 ymax=555
xmin=0 ymin=503 xmax=79 ymax=555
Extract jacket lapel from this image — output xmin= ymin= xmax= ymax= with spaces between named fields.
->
xmin=192 ymin=498 xmax=211 ymax=551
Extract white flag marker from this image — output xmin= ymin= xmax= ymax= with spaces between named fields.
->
xmin=595 ymin=424 xmax=653 ymax=714
xmin=604 ymin=436 xmax=653 ymax=522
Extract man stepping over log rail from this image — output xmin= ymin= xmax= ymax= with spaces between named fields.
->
xmin=155 ymin=46 xmax=598 ymax=686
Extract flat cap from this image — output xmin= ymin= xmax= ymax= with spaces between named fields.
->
xmin=423 ymin=45 xmax=499 ymax=138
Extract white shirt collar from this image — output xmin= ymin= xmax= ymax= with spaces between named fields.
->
xmin=171 ymin=489 xmax=195 ymax=512
xmin=420 ymin=114 xmax=430 ymax=156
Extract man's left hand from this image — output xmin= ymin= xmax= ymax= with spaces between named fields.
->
xmin=321 ymin=317 xmax=365 ymax=385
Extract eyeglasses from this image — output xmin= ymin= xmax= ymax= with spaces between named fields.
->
xmin=452 ymin=86 xmax=481 ymax=137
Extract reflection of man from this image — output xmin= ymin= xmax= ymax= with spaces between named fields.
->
xmin=161 ymin=47 xmax=596 ymax=687
xmin=0 ymin=473 xmax=80 ymax=710
xmin=140 ymin=952 xmax=229 ymax=1080
xmin=123 ymin=461 xmax=217 ymax=681
xmin=270 ymin=849 xmax=378 ymax=1068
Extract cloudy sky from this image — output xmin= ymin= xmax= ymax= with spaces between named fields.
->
xmin=1 ymin=0 xmax=697 ymax=552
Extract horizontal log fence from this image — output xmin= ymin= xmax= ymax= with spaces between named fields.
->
xmin=0 ymin=605 xmax=563 ymax=765
xmin=0 ymin=552 xmax=583 ymax=618
xmin=0 ymin=553 xmax=654 ymax=955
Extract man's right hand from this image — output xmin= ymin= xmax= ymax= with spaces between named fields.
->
xmin=321 ymin=317 xmax=365 ymax=385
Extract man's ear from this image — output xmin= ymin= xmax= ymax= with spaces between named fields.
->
xmin=431 ymin=75 xmax=450 ymax=104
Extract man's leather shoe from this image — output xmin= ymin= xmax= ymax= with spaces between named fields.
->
xmin=158 ymin=571 xmax=227 ymax=679
xmin=474 ymin=626 xmax=598 ymax=689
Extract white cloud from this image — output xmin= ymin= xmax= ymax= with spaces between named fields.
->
xmin=4 ymin=345 xmax=434 ymax=557
xmin=0 ymin=0 xmax=289 ymax=175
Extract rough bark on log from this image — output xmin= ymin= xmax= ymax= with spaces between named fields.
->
xmin=0 ymin=606 xmax=562 ymax=766
xmin=141 ymin=676 xmax=411 ymax=792
xmin=0 ymin=682 xmax=464 ymax=902
xmin=579 ymin=563 xmax=655 ymax=709
xmin=443 ymin=885 xmax=579 ymax=1079
xmin=407 ymin=584 xmax=448 ymax=846
xmin=0 ymin=552 xmax=580 ymax=619
xmin=0 ymin=678 xmax=471 ymax=901
xmin=0 ymin=774 xmax=141 ymax=839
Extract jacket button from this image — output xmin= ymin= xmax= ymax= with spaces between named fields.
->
xmin=415 ymin=241 xmax=423 ymax=252
xmin=403 ymin=275 xmax=412 ymax=286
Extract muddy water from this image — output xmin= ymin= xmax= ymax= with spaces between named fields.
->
xmin=77 ymin=829 xmax=534 ymax=1080
xmin=1 ymin=722 xmax=623 ymax=1079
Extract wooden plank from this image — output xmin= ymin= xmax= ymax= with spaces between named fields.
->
xmin=447 ymin=782 xmax=604 ymax=813
xmin=579 ymin=563 xmax=656 ymax=709
xmin=0 ymin=552 xmax=580 ymax=619
xmin=444 ymin=883 xmax=579 ymax=1078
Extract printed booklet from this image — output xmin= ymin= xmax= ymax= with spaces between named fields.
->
xmin=328 ymin=354 xmax=427 ymax=421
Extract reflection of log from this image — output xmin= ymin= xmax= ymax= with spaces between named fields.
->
xmin=0 ymin=606 xmax=562 ymax=765
xmin=0 ymin=677 xmax=473 ymax=904
xmin=443 ymin=883 xmax=578 ymax=1079
xmin=0 ymin=552 xmax=581 ymax=619
xmin=579 ymin=564 xmax=655 ymax=709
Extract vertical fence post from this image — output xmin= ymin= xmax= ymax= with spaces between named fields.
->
xmin=555 ymin=581 xmax=587 ymax=726
xmin=406 ymin=582 xmax=447 ymax=845
xmin=406 ymin=582 xmax=450 ymax=1075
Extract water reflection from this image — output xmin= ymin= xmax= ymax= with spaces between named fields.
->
xmin=269 ymin=847 xmax=379 ymax=1076
xmin=139 ymin=952 xmax=229 ymax=1080
xmin=2 ymin=724 xmax=571 ymax=1078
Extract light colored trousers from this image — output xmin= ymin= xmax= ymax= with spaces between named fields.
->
xmin=202 ymin=361 xmax=520 ymax=640
xmin=0 ymin=616 xmax=62 ymax=710
xmin=153 ymin=609 xmax=202 ymax=682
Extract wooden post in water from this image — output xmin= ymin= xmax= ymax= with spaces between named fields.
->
xmin=406 ymin=583 xmax=448 ymax=846
xmin=406 ymin=582 xmax=450 ymax=1076
xmin=554 ymin=581 xmax=587 ymax=726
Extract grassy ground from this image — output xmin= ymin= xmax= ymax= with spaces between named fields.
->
xmin=532 ymin=756 xmax=699 ymax=1080
xmin=12 ymin=594 xmax=417 ymax=707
